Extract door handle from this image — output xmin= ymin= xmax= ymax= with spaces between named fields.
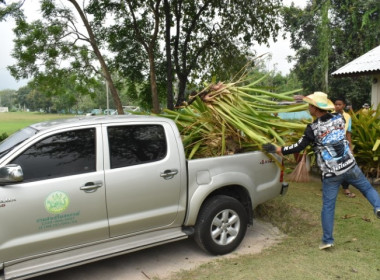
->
xmin=160 ymin=169 xmax=178 ymax=180
xmin=80 ymin=181 xmax=103 ymax=193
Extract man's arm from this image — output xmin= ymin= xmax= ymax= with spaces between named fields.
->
xmin=275 ymin=125 xmax=314 ymax=156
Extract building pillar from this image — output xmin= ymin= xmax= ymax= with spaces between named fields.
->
xmin=371 ymin=74 xmax=380 ymax=109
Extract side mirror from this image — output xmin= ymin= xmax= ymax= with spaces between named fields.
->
xmin=0 ymin=164 xmax=24 ymax=184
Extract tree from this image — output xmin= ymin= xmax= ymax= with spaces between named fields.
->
xmin=0 ymin=89 xmax=17 ymax=108
xmin=88 ymin=0 xmax=163 ymax=113
xmin=163 ymin=0 xmax=174 ymax=110
xmin=25 ymin=89 xmax=53 ymax=112
xmin=118 ymin=0 xmax=162 ymax=114
xmin=89 ymin=0 xmax=282 ymax=110
xmin=66 ymin=0 xmax=123 ymax=114
xmin=5 ymin=0 xmax=282 ymax=112
xmin=5 ymin=0 xmax=124 ymax=114
xmin=16 ymin=86 xmax=30 ymax=110
xmin=282 ymin=0 xmax=380 ymax=109
xmin=319 ymin=0 xmax=330 ymax=92
xmin=0 ymin=0 xmax=23 ymax=21
xmin=170 ymin=0 xmax=282 ymax=106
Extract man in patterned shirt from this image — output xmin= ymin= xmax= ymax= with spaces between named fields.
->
xmin=264 ymin=92 xmax=380 ymax=250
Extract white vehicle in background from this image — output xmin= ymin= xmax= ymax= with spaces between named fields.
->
xmin=123 ymin=105 xmax=140 ymax=115
xmin=86 ymin=109 xmax=103 ymax=116
xmin=103 ymin=109 xmax=118 ymax=115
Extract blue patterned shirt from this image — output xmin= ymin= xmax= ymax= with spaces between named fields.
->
xmin=281 ymin=113 xmax=356 ymax=178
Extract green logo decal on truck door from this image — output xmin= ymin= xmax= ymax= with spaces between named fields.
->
xmin=45 ymin=191 xmax=70 ymax=214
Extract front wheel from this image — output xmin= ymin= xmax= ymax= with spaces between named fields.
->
xmin=194 ymin=195 xmax=248 ymax=255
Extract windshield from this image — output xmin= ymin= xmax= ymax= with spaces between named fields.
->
xmin=0 ymin=127 xmax=38 ymax=158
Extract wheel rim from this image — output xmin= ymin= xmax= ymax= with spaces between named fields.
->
xmin=210 ymin=209 xmax=240 ymax=246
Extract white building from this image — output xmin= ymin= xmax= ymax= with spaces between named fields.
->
xmin=332 ymin=45 xmax=380 ymax=109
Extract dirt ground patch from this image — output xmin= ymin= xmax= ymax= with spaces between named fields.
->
xmin=34 ymin=219 xmax=285 ymax=280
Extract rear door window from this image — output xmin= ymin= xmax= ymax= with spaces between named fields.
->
xmin=108 ymin=125 xmax=167 ymax=169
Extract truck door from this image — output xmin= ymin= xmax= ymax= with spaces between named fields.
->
xmin=0 ymin=127 xmax=109 ymax=262
xmin=104 ymin=122 xmax=182 ymax=237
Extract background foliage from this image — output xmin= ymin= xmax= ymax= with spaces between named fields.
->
xmin=2 ymin=0 xmax=379 ymax=112
xmin=351 ymin=106 xmax=380 ymax=179
xmin=282 ymin=0 xmax=380 ymax=110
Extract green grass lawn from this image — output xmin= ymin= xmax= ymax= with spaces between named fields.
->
xmin=0 ymin=112 xmax=74 ymax=135
xmin=165 ymin=173 xmax=380 ymax=280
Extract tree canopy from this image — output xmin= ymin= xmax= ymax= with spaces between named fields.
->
xmin=2 ymin=0 xmax=282 ymax=112
xmin=4 ymin=0 xmax=124 ymax=113
xmin=282 ymin=0 xmax=380 ymax=109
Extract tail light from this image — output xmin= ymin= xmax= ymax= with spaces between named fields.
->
xmin=280 ymin=159 xmax=284 ymax=182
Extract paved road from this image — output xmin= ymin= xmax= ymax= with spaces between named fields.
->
xmin=32 ymin=220 xmax=284 ymax=280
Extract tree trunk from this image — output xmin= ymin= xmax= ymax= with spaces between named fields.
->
xmin=320 ymin=0 xmax=330 ymax=93
xmin=148 ymin=51 xmax=160 ymax=113
xmin=175 ymin=74 xmax=187 ymax=107
xmin=124 ymin=0 xmax=161 ymax=113
xmin=164 ymin=0 xmax=174 ymax=110
xmin=68 ymin=0 xmax=124 ymax=115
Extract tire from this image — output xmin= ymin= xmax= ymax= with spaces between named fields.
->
xmin=194 ymin=195 xmax=248 ymax=255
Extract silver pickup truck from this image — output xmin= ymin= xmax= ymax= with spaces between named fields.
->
xmin=0 ymin=115 xmax=287 ymax=280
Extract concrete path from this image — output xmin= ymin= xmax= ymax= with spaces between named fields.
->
xmin=33 ymin=219 xmax=284 ymax=280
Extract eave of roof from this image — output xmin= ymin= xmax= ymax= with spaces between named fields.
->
xmin=332 ymin=45 xmax=380 ymax=77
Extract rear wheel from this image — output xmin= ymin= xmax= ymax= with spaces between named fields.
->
xmin=194 ymin=195 xmax=248 ymax=255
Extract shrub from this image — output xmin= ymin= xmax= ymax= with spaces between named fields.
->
xmin=0 ymin=132 xmax=8 ymax=142
xmin=351 ymin=106 xmax=380 ymax=179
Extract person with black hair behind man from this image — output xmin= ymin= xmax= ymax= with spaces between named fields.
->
xmin=333 ymin=97 xmax=355 ymax=198
xmin=263 ymin=92 xmax=380 ymax=250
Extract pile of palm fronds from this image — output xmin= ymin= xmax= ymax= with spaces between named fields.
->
xmin=162 ymin=74 xmax=308 ymax=159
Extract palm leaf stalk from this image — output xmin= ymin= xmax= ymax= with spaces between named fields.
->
xmin=160 ymin=74 xmax=309 ymax=159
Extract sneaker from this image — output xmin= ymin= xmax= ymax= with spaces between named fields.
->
xmin=376 ymin=209 xmax=380 ymax=219
xmin=319 ymin=243 xmax=334 ymax=250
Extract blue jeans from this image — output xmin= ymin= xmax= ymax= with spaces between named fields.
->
xmin=321 ymin=165 xmax=380 ymax=244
